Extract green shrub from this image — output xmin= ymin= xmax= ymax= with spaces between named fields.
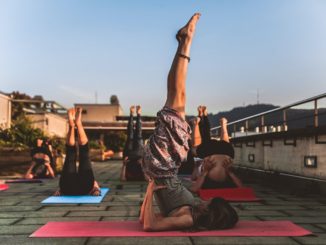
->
xmin=103 ymin=131 xmax=127 ymax=152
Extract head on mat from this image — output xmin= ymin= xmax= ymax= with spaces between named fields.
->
xmin=191 ymin=197 xmax=239 ymax=231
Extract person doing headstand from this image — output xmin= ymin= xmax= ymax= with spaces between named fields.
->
xmin=120 ymin=105 xmax=145 ymax=181
xmin=54 ymin=108 xmax=100 ymax=196
xmin=140 ymin=13 xmax=238 ymax=232
xmin=190 ymin=106 xmax=242 ymax=193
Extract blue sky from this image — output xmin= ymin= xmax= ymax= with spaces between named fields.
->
xmin=1 ymin=0 xmax=326 ymax=115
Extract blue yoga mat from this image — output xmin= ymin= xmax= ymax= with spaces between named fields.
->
xmin=41 ymin=188 xmax=110 ymax=204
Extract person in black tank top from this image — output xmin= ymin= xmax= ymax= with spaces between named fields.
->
xmin=25 ymin=138 xmax=55 ymax=179
xmin=190 ymin=106 xmax=242 ymax=192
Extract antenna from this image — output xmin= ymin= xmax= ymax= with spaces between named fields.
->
xmin=95 ymin=91 xmax=98 ymax=104
xmin=257 ymin=89 xmax=260 ymax=104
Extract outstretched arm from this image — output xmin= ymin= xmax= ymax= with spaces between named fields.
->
xmin=190 ymin=170 xmax=208 ymax=193
xmin=223 ymin=159 xmax=243 ymax=187
xmin=25 ymin=161 xmax=36 ymax=179
xmin=45 ymin=162 xmax=55 ymax=178
xmin=120 ymin=157 xmax=128 ymax=181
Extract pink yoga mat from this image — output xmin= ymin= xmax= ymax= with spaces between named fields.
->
xmin=30 ymin=220 xmax=312 ymax=237
xmin=199 ymin=187 xmax=260 ymax=202
xmin=0 ymin=184 xmax=9 ymax=191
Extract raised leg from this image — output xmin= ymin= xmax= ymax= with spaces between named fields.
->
xmin=123 ymin=106 xmax=135 ymax=158
xmin=67 ymin=108 xmax=76 ymax=146
xmin=133 ymin=105 xmax=144 ymax=151
xmin=164 ymin=13 xmax=201 ymax=119
xmin=200 ymin=106 xmax=211 ymax=144
xmin=220 ymin=118 xmax=230 ymax=142
xmin=75 ymin=107 xmax=88 ymax=146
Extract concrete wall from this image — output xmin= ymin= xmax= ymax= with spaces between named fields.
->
xmin=0 ymin=93 xmax=11 ymax=129
xmin=233 ymin=134 xmax=326 ymax=179
xmin=74 ymin=104 xmax=123 ymax=123
xmin=27 ymin=113 xmax=67 ymax=138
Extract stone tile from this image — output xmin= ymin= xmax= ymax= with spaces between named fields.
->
xmin=191 ymin=237 xmax=299 ymax=245
xmin=237 ymin=210 xmax=287 ymax=217
xmin=286 ymin=211 xmax=326 ymax=217
xmin=0 ymin=206 xmax=41 ymax=212
xmin=87 ymin=237 xmax=192 ymax=245
xmin=0 ymin=235 xmax=87 ymax=244
xmin=0 ymin=225 xmax=41 ymax=235
xmin=67 ymin=210 xmax=139 ymax=217
xmin=293 ymin=234 xmax=326 ymax=245
xmin=299 ymin=224 xmax=325 ymax=233
xmin=108 ymin=206 xmax=140 ymax=211
xmin=0 ymin=218 xmax=20 ymax=225
xmin=41 ymin=206 xmax=107 ymax=212
xmin=243 ymin=205 xmax=307 ymax=211
xmin=101 ymin=216 xmax=138 ymax=221
xmin=259 ymin=216 xmax=326 ymax=223
xmin=315 ymin=224 xmax=326 ymax=231
xmin=17 ymin=216 xmax=100 ymax=225
xmin=0 ymin=211 xmax=67 ymax=218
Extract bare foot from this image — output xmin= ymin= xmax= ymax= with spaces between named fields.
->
xmin=202 ymin=106 xmax=208 ymax=116
xmin=220 ymin=117 xmax=228 ymax=127
xmin=130 ymin=106 xmax=135 ymax=115
xmin=176 ymin=13 xmax=201 ymax=43
xmin=75 ymin=107 xmax=83 ymax=126
xmin=197 ymin=106 xmax=203 ymax=117
xmin=136 ymin=105 xmax=141 ymax=115
xmin=68 ymin=108 xmax=76 ymax=127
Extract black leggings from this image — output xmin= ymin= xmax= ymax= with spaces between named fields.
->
xmin=59 ymin=143 xmax=94 ymax=195
xmin=123 ymin=113 xmax=144 ymax=159
xmin=199 ymin=115 xmax=211 ymax=144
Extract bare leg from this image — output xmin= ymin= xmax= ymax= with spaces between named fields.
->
xmin=220 ymin=118 xmax=230 ymax=142
xmin=75 ymin=107 xmax=88 ymax=145
xmin=165 ymin=13 xmax=201 ymax=119
xmin=67 ymin=108 xmax=76 ymax=146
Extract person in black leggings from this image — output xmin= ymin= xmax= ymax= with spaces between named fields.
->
xmin=190 ymin=106 xmax=242 ymax=192
xmin=54 ymin=107 xmax=100 ymax=196
xmin=120 ymin=105 xmax=145 ymax=181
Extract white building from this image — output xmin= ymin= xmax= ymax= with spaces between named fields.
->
xmin=0 ymin=92 xmax=11 ymax=129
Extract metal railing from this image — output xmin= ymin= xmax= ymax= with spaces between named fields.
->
xmin=210 ymin=93 xmax=326 ymax=138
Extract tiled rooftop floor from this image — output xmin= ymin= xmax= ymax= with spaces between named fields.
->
xmin=1 ymin=161 xmax=326 ymax=244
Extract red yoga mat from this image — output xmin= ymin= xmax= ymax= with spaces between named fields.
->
xmin=199 ymin=187 xmax=260 ymax=202
xmin=30 ymin=220 xmax=312 ymax=237
xmin=0 ymin=184 xmax=9 ymax=191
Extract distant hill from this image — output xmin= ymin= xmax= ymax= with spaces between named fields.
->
xmin=207 ymin=103 xmax=326 ymax=130
xmin=207 ymin=104 xmax=278 ymax=128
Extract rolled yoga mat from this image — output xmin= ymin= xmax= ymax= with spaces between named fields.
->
xmin=199 ymin=187 xmax=261 ymax=202
xmin=41 ymin=188 xmax=110 ymax=204
xmin=30 ymin=220 xmax=312 ymax=237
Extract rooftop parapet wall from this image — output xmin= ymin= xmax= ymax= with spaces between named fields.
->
xmin=232 ymin=129 xmax=326 ymax=180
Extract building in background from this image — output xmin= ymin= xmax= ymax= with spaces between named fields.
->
xmin=0 ymin=92 xmax=11 ymax=129
xmin=11 ymin=94 xmax=68 ymax=138
xmin=27 ymin=112 xmax=67 ymax=138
